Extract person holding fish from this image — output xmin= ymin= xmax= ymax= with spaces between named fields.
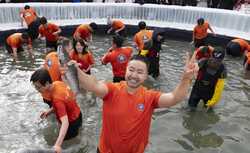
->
xmin=68 ymin=50 xmax=198 ymax=153
xmin=69 ymin=40 xmax=95 ymax=75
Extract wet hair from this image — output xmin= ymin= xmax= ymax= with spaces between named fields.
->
xmin=130 ymin=54 xmax=149 ymax=69
xmin=143 ymin=39 xmax=153 ymax=50
xmin=30 ymin=68 xmax=52 ymax=86
xmin=89 ymin=22 xmax=97 ymax=31
xmin=21 ymin=32 xmax=29 ymax=40
xmin=40 ymin=16 xmax=47 ymax=25
xmin=73 ymin=40 xmax=88 ymax=55
xmin=112 ymin=35 xmax=124 ymax=48
xmin=24 ymin=5 xmax=30 ymax=10
xmin=197 ymin=18 xmax=204 ymax=25
xmin=138 ymin=21 xmax=146 ymax=30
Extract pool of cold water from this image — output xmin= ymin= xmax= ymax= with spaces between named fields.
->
xmin=0 ymin=35 xmax=249 ymax=153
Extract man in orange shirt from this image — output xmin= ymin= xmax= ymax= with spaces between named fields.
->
xmin=42 ymin=49 xmax=62 ymax=107
xmin=101 ymin=35 xmax=133 ymax=82
xmin=192 ymin=18 xmax=215 ymax=48
xmin=30 ymin=68 xmax=82 ymax=153
xmin=226 ymin=38 xmax=250 ymax=57
xmin=38 ymin=16 xmax=61 ymax=50
xmin=73 ymin=22 xmax=97 ymax=45
xmin=5 ymin=32 xmax=34 ymax=61
xmin=133 ymin=21 xmax=153 ymax=51
xmin=20 ymin=5 xmax=40 ymax=40
xmin=69 ymin=51 xmax=198 ymax=153
xmin=107 ymin=18 xmax=126 ymax=37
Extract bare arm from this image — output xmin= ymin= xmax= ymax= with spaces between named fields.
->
xmin=208 ymin=24 xmax=215 ymax=35
xmin=12 ymin=47 xmax=18 ymax=61
xmin=54 ymin=115 xmax=69 ymax=153
xmin=75 ymin=64 xmax=108 ymax=98
xmin=115 ymin=25 xmax=125 ymax=33
xmin=158 ymin=52 xmax=199 ymax=108
xmin=53 ymin=27 xmax=62 ymax=36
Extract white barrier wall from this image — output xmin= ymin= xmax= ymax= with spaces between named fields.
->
xmin=0 ymin=3 xmax=249 ymax=40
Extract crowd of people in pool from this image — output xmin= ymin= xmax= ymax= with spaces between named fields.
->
xmin=4 ymin=4 xmax=250 ymax=153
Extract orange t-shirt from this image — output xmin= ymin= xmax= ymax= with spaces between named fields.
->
xmin=20 ymin=8 xmax=37 ymax=26
xmin=112 ymin=20 xmax=124 ymax=30
xmin=51 ymin=81 xmax=80 ymax=123
xmin=246 ymin=52 xmax=250 ymax=64
xmin=193 ymin=22 xmax=209 ymax=39
xmin=42 ymin=52 xmax=62 ymax=101
xmin=70 ymin=50 xmax=94 ymax=71
xmin=99 ymin=81 xmax=162 ymax=153
xmin=102 ymin=47 xmax=133 ymax=77
xmin=232 ymin=39 xmax=250 ymax=53
xmin=6 ymin=33 xmax=32 ymax=48
xmin=133 ymin=29 xmax=153 ymax=50
xmin=195 ymin=46 xmax=214 ymax=60
xmin=73 ymin=24 xmax=91 ymax=41
xmin=39 ymin=23 xmax=60 ymax=42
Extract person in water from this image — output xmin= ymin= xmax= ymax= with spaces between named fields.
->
xmin=192 ymin=18 xmax=215 ymax=48
xmin=5 ymin=32 xmax=34 ymax=61
xmin=69 ymin=40 xmax=95 ymax=74
xmin=101 ymin=35 xmax=133 ymax=82
xmin=73 ymin=22 xmax=97 ymax=45
xmin=133 ymin=21 xmax=153 ymax=51
xmin=30 ymin=68 xmax=82 ymax=153
xmin=188 ymin=50 xmax=227 ymax=111
xmin=68 ymin=52 xmax=198 ymax=153
xmin=226 ymin=38 xmax=250 ymax=57
xmin=107 ymin=17 xmax=126 ymax=37
xmin=20 ymin=5 xmax=40 ymax=40
xmin=38 ymin=16 xmax=61 ymax=50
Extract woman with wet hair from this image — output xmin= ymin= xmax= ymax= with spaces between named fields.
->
xmin=69 ymin=40 xmax=94 ymax=74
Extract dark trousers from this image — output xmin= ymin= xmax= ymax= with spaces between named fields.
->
xmin=27 ymin=18 xmax=41 ymax=40
xmin=64 ymin=112 xmax=82 ymax=140
xmin=194 ymin=37 xmax=207 ymax=48
xmin=226 ymin=41 xmax=242 ymax=57
xmin=188 ymin=84 xmax=214 ymax=108
xmin=148 ymin=56 xmax=160 ymax=78
xmin=46 ymin=40 xmax=58 ymax=50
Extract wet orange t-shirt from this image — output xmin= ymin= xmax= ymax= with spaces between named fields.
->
xmin=133 ymin=29 xmax=153 ymax=50
xmin=42 ymin=52 xmax=62 ymax=101
xmin=6 ymin=33 xmax=32 ymax=48
xmin=20 ymin=8 xmax=37 ymax=26
xmin=193 ymin=22 xmax=209 ymax=39
xmin=39 ymin=23 xmax=60 ymax=42
xmin=99 ymin=81 xmax=162 ymax=153
xmin=70 ymin=50 xmax=94 ymax=71
xmin=51 ymin=81 xmax=80 ymax=123
xmin=73 ymin=24 xmax=91 ymax=41
xmin=112 ymin=20 xmax=125 ymax=30
xmin=102 ymin=47 xmax=133 ymax=77
xmin=232 ymin=39 xmax=250 ymax=53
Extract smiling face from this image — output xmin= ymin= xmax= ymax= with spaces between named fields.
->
xmin=75 ymin=42 xmax=83 ymax=54
xmin=125 ymin=60 xmax=148 ymax=90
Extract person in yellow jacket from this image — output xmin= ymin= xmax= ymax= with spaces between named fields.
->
xmin=188 ymin=49 xmax=227 ymax=111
